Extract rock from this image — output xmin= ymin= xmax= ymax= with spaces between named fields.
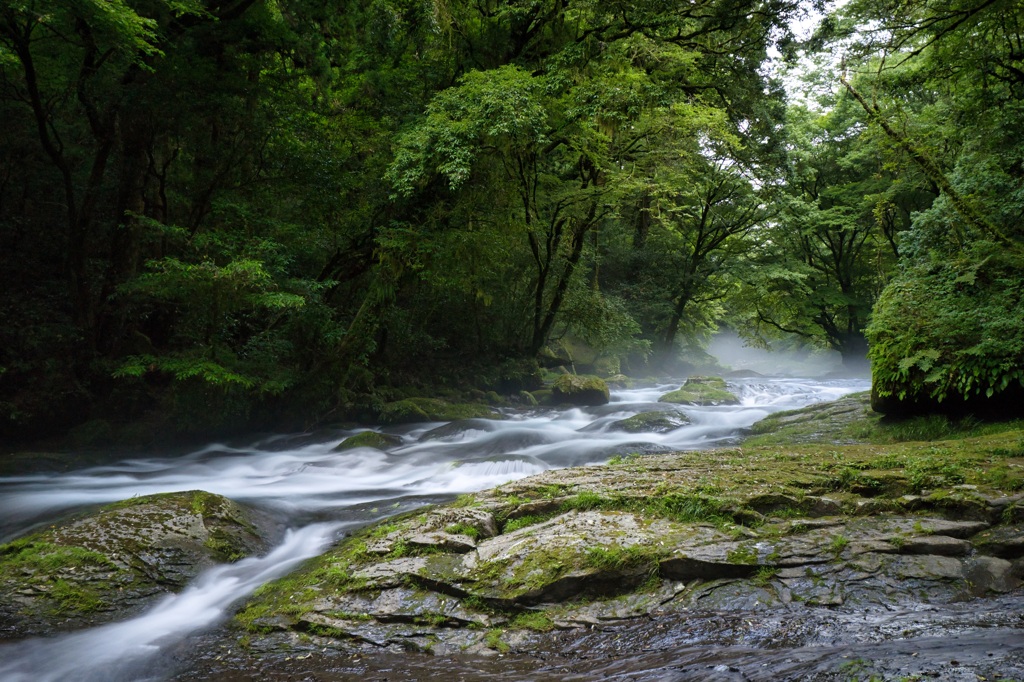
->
xmin=0 ymin=491 xmax=271 ymax=638
xmin=551 ymin=374 xmax=610 ymax=406
xmin=971 ymin=525 xmax=1024 ymax=559
xmin=609 ymin=411 xmax=690 ymax=434
xmin=659 ymin=376 xmax=739 ymax=406
xmin=334 ymin=431 xmax=403 ymax=451
xmin=419 ymin=419 xmax=499 ymax=441
xmin=378 ymin=398 xmax=500 ymax=425
xmin=965 ymin=556 xmax=1020 ymax=594
xmin=232 ymin=393 xmax=1024 ymax=660
xmin=898 ymin=535 xmax=972 ymax=556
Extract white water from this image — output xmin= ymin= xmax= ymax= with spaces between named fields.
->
xmin=0 ymin=376 xmax=867 ymax=680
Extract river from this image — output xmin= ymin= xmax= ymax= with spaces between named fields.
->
xmin=0 ymin=375 xmax=909 ymax=681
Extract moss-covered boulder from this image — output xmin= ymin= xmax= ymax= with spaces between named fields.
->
xmin=551 ymin=374 xmax=610 ymax=406
xmin=610 ymin=411 xmax=690 ymax=434
xmin=377 ymin=398 xmax=501 ymax=425
xmin=0 ymin=490 xmax=270 ymax=638
xmin=659 ymin=376 xmax=738 ymax=406
xmin=867 ymin=246 xmax=1024 ymax=418
xmin=334 ymin=431 xmax=403 ymax=451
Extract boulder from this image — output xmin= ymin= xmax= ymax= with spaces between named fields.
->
xmin=551 ymin=374 xmax=610 ymax=406
xmin=377 ymin=398 xmax=501 ymax=425
xmin=659 ymin=376 xmax=739 ymax=406
xmin=0 ymin=491 xmax=271 ymax=638
xmin=334 ymin=431 xmax=403 ymax=451
xmin=609 ymin=411 xmax=690 ymax=434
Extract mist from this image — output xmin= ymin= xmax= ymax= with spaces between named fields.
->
xmin=706 ymin=331 xmax=861 ymax=377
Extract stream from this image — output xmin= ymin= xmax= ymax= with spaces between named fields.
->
xmin=9 ymin=375 xmax=1017 ymax=682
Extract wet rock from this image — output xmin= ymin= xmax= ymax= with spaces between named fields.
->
xmin=233 ymin=394 xmax=1024 ymax=660
xmin=965 ymin=556 xmax=1020 ymax=594
xmin=658 ymin=377 xmax=739 ymax=406
xmin=406 ymin=532 xmax=476 ymax=553
xmin=972 ymin=525 xmax=1024 ymax=559
xmin=418 ymin=419 xmax=499 ymax=441
xmin=609 ymin=411 xmax=690 ymax=434
xmin=912 ymin=519 xmax=990 ymax=538
xmin=333 ymin=431 xmax=403 ymax=451
xmin=551 ymin=374 xmax=611 ymax=406
xmin=899 ymin=535 xmax=973 ymax=556
xmin=0 ymin=491 xmax=271 ymax=638
xmin=378 ymin=398 xmax=500 ymax=425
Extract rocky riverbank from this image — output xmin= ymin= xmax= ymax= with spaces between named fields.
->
xmin=212 ymin=393 xmax=1024 ymax=679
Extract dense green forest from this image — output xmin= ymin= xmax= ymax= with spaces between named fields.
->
xmin=1 ymin=0 xmax=1022 ymax=443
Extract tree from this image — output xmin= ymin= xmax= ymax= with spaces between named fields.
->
xmin=818 ymin=0 xmax=1024 ymax=405
xmin=731 ymin=99 xmax=900 ymax=368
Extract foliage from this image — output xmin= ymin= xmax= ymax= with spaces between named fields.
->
xmin=14 ymin=0 xmax=1023 ymax=439
xmin=867 ymin=245 xmax=1024 ymax=403
xmin=818 ymin=0 xmax=1024 ymax=404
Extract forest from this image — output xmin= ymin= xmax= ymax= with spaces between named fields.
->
xmin=1 ymin=0 xmax=1022 ymax=444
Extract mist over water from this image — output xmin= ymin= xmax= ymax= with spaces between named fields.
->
xmin=0 ymin=375 xmax=869 ymax=680
xmin=707 ymin=331 xmax=852 ymax=377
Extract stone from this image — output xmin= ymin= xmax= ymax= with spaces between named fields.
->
xmin=659 ymin=376 xmax=739 ymax=406
xmin=609 ymin=411 xmax=690 ymax=434
xmin=965 ymin=556 xmax=1020 ymax=594
xmin=551 ymin=374 xmax=611 ymax=406
xmin=334 ymin=431 xmax=403 ymax=451
xmin=898 ymin=535 xmax=973 ymax=556
xmin=0 ymin=491 xmax=270 ymax=638
xmin=971 ymin=525 xmax=1024 ymax=559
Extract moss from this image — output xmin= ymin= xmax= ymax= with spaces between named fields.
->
xmin=508 ymin=610 xmax=555 ymax=632
xmin=49 ymin=579 xmax=103 ymax=613
xmin=0 ymin=540 xmax=114 ymax=575
xmin=501 ymin=515 xmax=550 ymax=533
xmin=829 ymin=535 xmax=850 ymax=555
xmin=584 ymin=544 xmax=661 ymax=572
xmin=445 ymin=522 xmax=481 ymax=540
xmin=726 ymin=544 xmax=758 ymax=565
xmin=204 ymin=530 xmax=247 ymax=562
xmin=484 ymin=628 xmax=511 ymax=653
xmin=751 ymin=566 xmax=779 ymax=587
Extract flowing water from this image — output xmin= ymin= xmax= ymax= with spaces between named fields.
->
xmin=13 ymin=374 xmax=985 ymax=681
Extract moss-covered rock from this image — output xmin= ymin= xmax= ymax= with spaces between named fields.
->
xmin=551 ymin=374 xmax=610 ymax=406
xmin=659 ymin=376 xmax=738 ymax=406
xmin=377 ymin=398 xmax=501 ymax=425
xmin=0 ymin=490 xmax=270 ymax=638
xmin=610 ymin=411 xmax=690 ymax=434
xmin=867 ymin=246 xmax=1024 ymax=418
xmin=334 ymin=431 xmax=403 ymax=451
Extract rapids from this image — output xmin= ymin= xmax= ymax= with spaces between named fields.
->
xmin=0 ymin=376 xmax=868 ymax=680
